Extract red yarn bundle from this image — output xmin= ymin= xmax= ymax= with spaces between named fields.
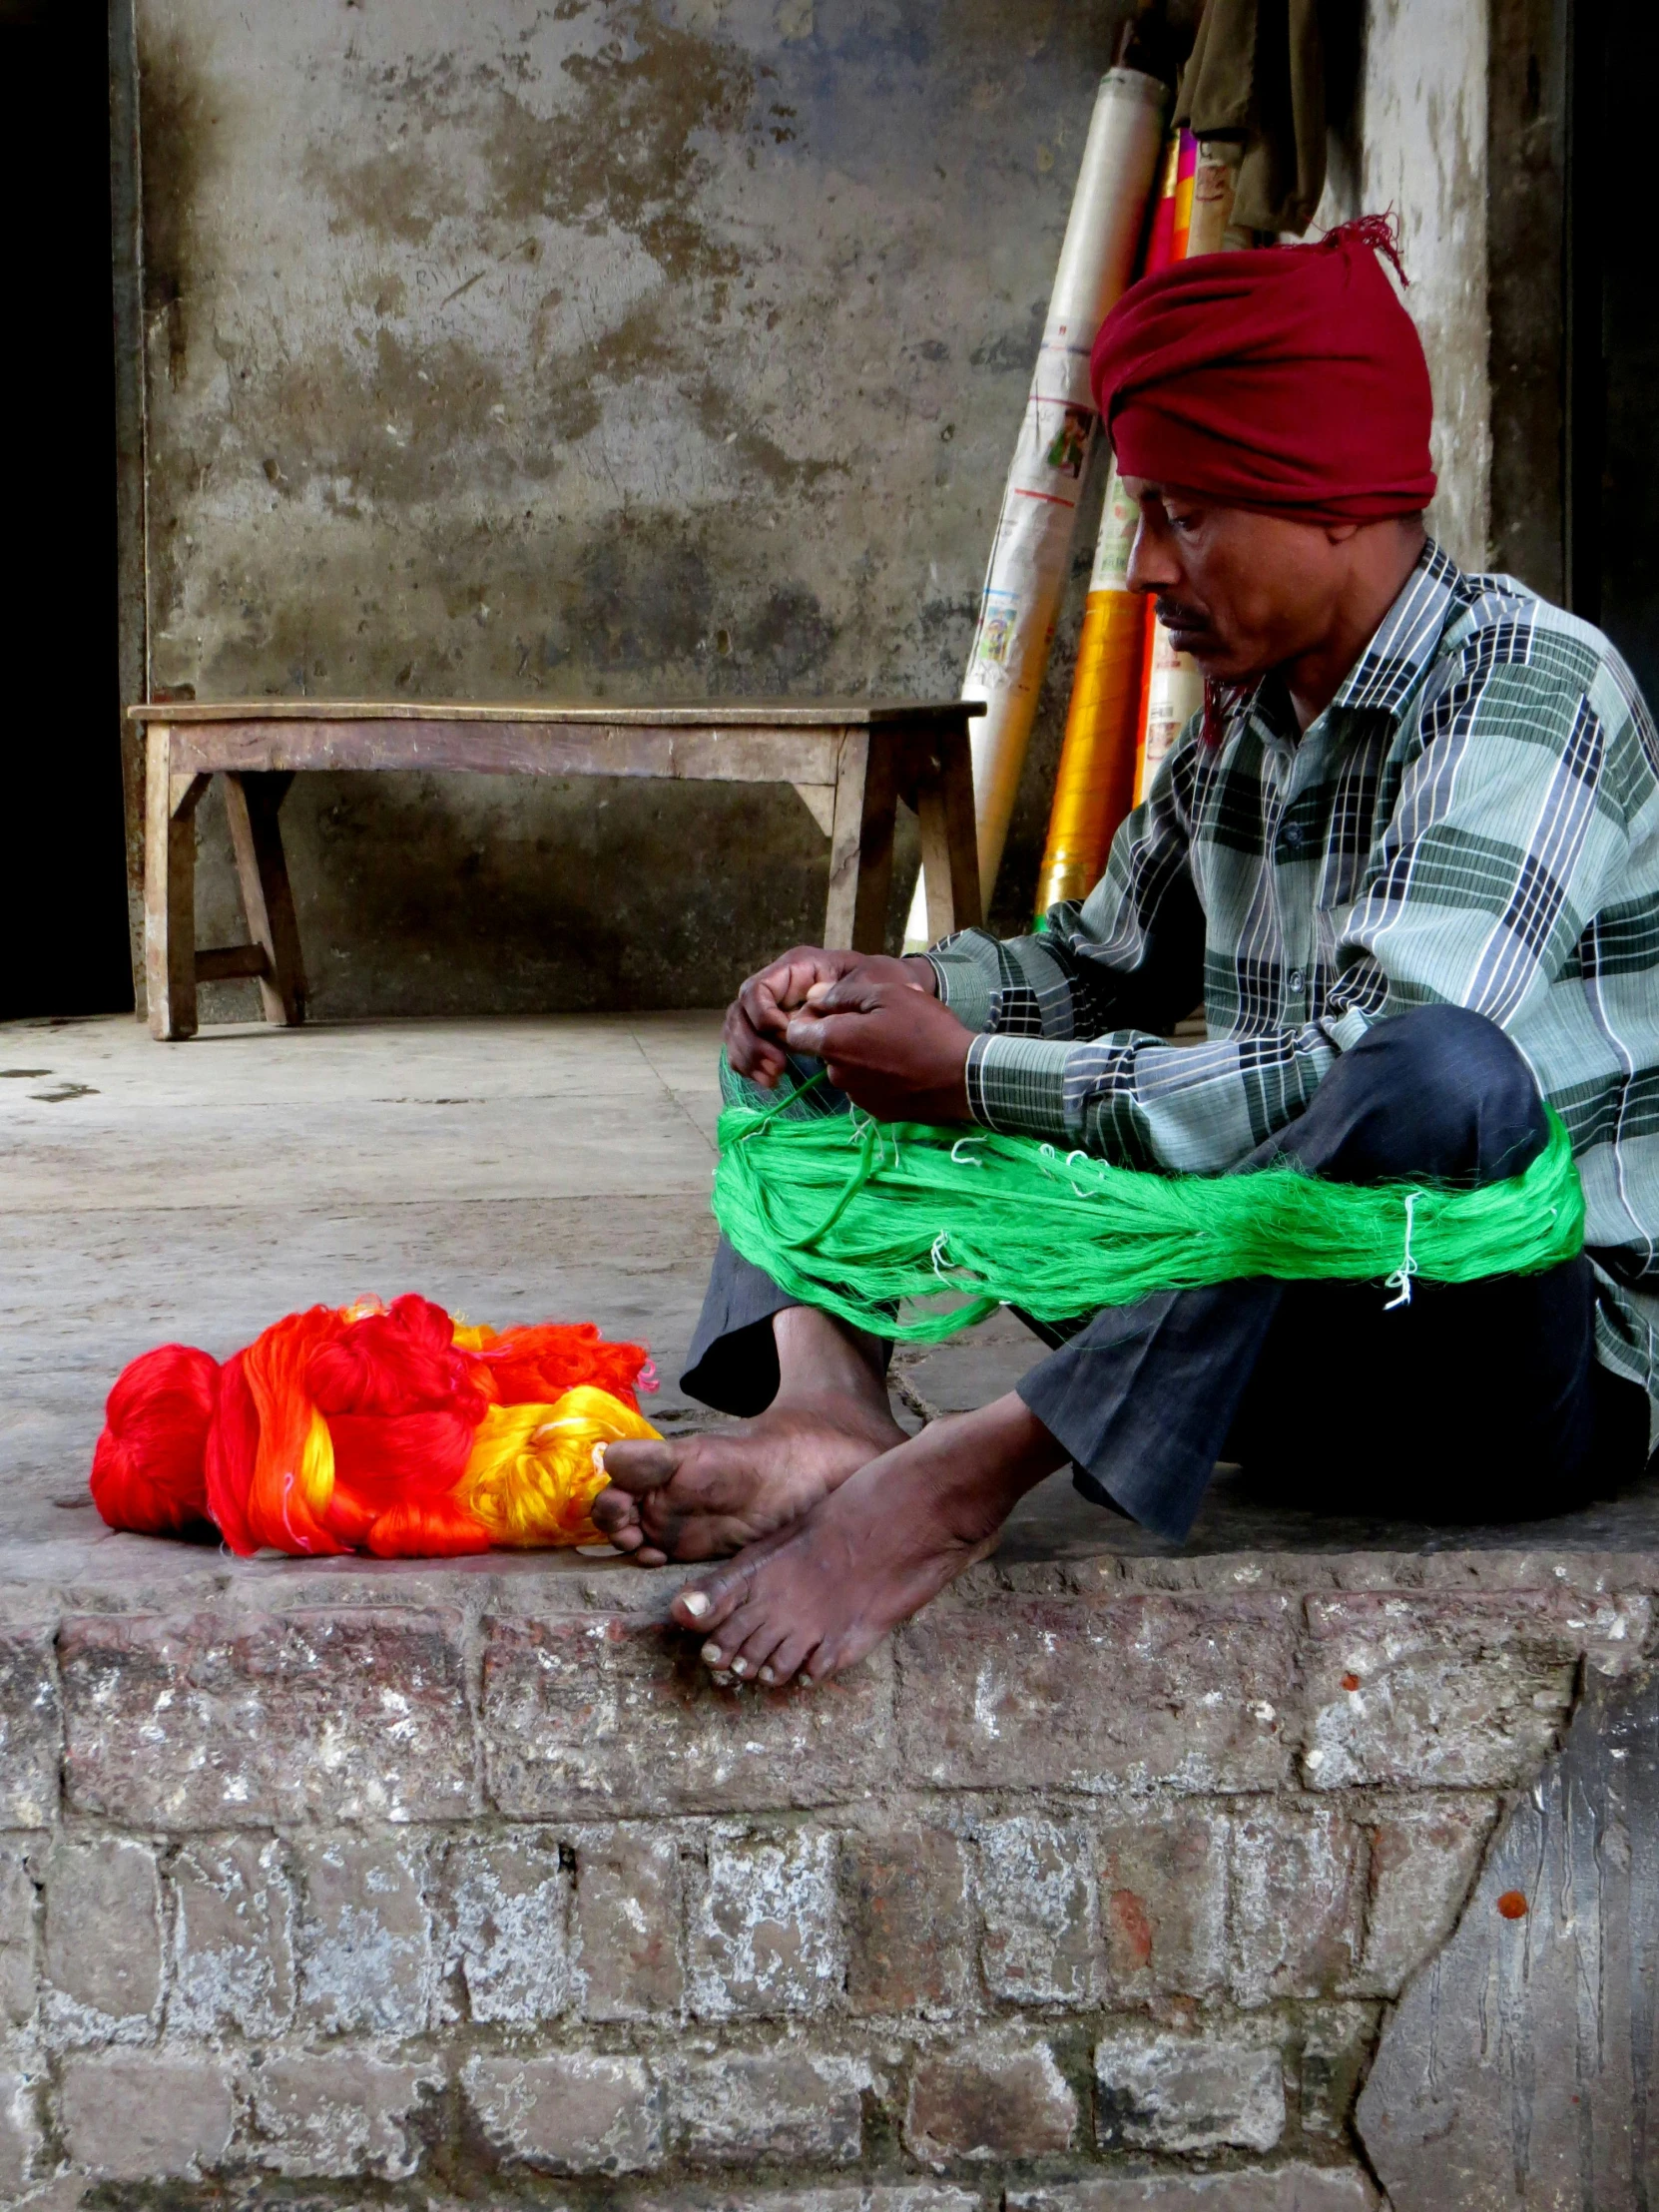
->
xmin=90 ymin=1294 xmax=658 ymax=1558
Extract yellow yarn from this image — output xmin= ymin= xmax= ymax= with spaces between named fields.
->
xmin=459 ymin=1385 xmax=659 ymax=1547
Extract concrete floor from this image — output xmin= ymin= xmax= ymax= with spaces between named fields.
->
xmin=0 ymin=1009 xmax=1065 ymax=1598
xmin=5 ymin=1008 xmax=1658 ymax=1604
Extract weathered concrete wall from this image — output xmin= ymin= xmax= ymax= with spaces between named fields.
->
xmin=130 ymin=0 xmax=1502 ymax=1021
xmin=132 ymin=0 xmax=1137 ymax=1016
xmin=0 ymin=1545 xmax=1649 ymax=2203
xmin=1312 ymin=0 xmax=1491 ymax=570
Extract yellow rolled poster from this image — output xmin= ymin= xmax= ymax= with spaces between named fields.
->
xmin=1033 ymin=462 xmax=1146 ymax=912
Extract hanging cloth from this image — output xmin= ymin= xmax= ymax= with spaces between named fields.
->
xmin=1176 ymin=0 xmax=1327 ymax=237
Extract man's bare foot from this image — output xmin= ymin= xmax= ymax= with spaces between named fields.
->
xmin=592 ymin=1306 xmax=904 ymax=1565
xmin=667 ymin=1392 xmax=1066 ymax=1685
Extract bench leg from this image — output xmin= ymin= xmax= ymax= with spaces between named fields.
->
xmin=914 ymin=718 xmax=983 ymax=944
xmin=824 ymin=729 xmax=898 ymax=952
xmin=144 ymin=724 xmax=209 ymax=1041
xmin=224 ymin=772 xmax=306 ymax=1026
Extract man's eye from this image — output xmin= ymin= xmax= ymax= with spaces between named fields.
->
xmin=1167 ymin=512 xmax=1197 ymax=534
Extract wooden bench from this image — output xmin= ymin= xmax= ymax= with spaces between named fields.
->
xmin=129 ymin=699 xmax=985 ymax=1041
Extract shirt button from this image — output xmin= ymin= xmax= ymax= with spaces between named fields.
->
xmin=1282 ymin=823 xmax=1304 ymax=850
xmin=1288 ymin=969 xmax=1306 ymax=993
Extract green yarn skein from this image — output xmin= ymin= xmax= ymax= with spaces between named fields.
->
xmin=711 ymin=1084 xmax=1586 ymax=1344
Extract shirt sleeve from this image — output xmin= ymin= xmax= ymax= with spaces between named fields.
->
xmin=963 ymin=648 xmax=1631 ymax=1173
xmin=926 ymin=730 xmax=1209 ymax=1039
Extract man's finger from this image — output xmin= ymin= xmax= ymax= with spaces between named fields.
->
xmin=738 ymin=974 xmax=791 ymax=1038
xmin=725 ymin=1001 xmax=787 ymax=1082
xmin=804 ymin=971 xmax=889 ymax=1017
xmin=784 ymin=1009 xmax=864 ymax=1063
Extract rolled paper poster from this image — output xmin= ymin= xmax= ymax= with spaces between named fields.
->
xmin=1133 ymin=610 xmax=1205 ymax=804
xmin=901 ymin=64 xmax=1167 ymax=949
xmin=1034 ymin=125 xmax=1206 ymax=916
xmin=1188 ymin=139 xmax=1240 ymax=257
xmin=1033 ymin=460 xmax=1146 ymax=912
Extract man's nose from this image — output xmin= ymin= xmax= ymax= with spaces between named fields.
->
xmin=1126 ymin=517 xmax=1183 ymax=595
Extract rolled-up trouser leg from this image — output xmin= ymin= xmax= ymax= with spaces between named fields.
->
xmin=681 ymin=1050 xmax=872 ymax=1416
xmin=681 ymin=1235 xmax=803 ymax=1416
xmin=1017 ymin=1005 xmax=1616 ymax=1540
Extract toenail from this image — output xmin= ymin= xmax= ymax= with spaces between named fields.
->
xmin=701 ymin=1642 xmax=723 ymax=1666
xmin=683 ymin=1592 xmax=711 ymax=1618
xmin=758 ymin=1666 xmax=776 ymax=1685
xmin=729 ymin=1658 xmax=748 ymax=1676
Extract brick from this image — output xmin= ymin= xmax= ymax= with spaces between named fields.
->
xmin=0 ymin=2071 xmax=40 ymax=2198
xmin=463 ymin=2052 xmax=660 ymax=2174
xmin=1095 ymin=2023 xmax=1285 ymax=2154
xmin=169 ymin=1835 xmax=294 ymax=2039
xmin=245 ymin=2053 xmax=438 ymax=2178
xmin=977 ymin=1814 xmax=1095 ymax=2004
xmin=1230 ymin=1805 xmax=1366 ymax=2003
xmin=675 ymin=2051 xmax=865 ymax=2163
xmin=1300 ymin=2003 xmax=1381 ymax=2142
xmin=60 ymin=1607 xmax=474 ymax=1827
xmin=60 ymin=2052 xmax=234 ymax=2181
xmin=573 ymin=1824 xmax=681 ymax=2020
xmin=0 ymin=1632 xmax=59 ymax=1826
xmin=899 ymin=1594 xmax=1295 ymax=1795
xmin=1354 ymin=1795 xmax=1497 ymax=1996
xmin=482 ymin=1613 xmax=891 ymax=1818
xmin=842 ymin=1826 xmax=971 ymax=2015
xmin=905 ymin=2031 xmax=1077 ymax=2162
xmin=294 ymin=1834 xmax=433 ymax=2037
xmin=1009 ymin=2169 xmax=1379 ymax=2209
xmin=1093 ymin=1808 xmax=1228 ymax=2000
xmin=43 ymin=1838 xmax=161 ymax=2043
xmin=0 ymin=1839 xmax=38 ymax=2026
xmin=449 ymin=1834 xmax=570 ymax=2025
xmin=688 ymin=1826 xmax=841 ymax=2019
xmin=1302 ymin=1592 xmax=1650 ymax=1790
xmin=631 ymin=2192 xmax=977 ymax=2212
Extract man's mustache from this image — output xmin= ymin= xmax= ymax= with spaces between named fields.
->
xmin=1155 ymin=597 xmax=1211 ymax=632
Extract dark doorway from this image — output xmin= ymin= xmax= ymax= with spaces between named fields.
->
xmin=0 ymin=0 xmax=133 ymax=1018
xmin=1568 ymin=0 xmax=1659 ymax=701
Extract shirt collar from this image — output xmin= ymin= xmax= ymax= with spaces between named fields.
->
xmin=1327 ymin=536 xmax=1463 ymax=718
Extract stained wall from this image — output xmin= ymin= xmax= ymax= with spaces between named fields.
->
xmin=130 ymin=0 xmax=1139 ymax=1017
xmin=126 ymin=0 xmax=1498 ymax=1020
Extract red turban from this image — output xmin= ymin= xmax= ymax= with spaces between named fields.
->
xmin=1089 ymin=217 xmax=1435 ymax=524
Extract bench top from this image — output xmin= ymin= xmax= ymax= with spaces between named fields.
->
xmin=129 ymin=697 xmax=984 ymax=728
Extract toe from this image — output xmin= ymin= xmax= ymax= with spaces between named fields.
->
xmin=590 ymin=1485 xmax=641 ymax=1537
xmin=671 ymin=1542 xmax=772 ymax=1632
xmin=698 ymin=1595 xmax=780 ymax=1677
xmin=725 ymin=1608 xmax=795 ymax=1682
xmin=599 ymin=1438 xmax=684 ymax=1495
xmin=756 ymin=1624 xmax=822 ymax=1688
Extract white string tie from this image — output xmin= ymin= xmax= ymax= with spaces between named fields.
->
xmin=950 ymin=1135 xmax=987 ymax=1166
xmin=1383 ymin=1190 xmax=1419 ymax=1310
xmin=930 ymin=1231 xmax=951 ymax=1281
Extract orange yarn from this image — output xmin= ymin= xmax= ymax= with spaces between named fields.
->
xmin=91 ymin=1295 xmax=657 ymax=1558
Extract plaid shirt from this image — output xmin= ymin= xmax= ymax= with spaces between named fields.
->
xmin=927 ymin=541 xmax=1659 ymax=1432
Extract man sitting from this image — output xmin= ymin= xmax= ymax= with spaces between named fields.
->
xmin=594 ymin=220 xmax=1659 ymax=1687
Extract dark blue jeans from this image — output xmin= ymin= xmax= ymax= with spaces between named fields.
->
xmin=683 ymin=1007 xmax=1652 ymax=1541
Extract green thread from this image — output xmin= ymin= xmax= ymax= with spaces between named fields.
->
xmin=711 ymin=1101 xmax=1585 ymax=1343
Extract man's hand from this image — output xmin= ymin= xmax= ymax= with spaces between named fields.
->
xmin=724 ymin=946 xmax=936 ymax=1086
xmin=784 ymin=968 xmax=973 ymax=1123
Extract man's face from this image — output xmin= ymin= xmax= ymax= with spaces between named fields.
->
xmin=1121 ymin=479 xmax=1354 ymax=681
